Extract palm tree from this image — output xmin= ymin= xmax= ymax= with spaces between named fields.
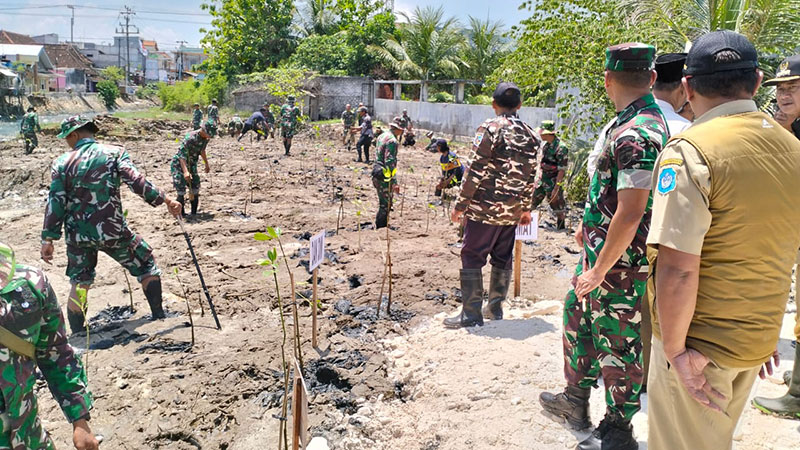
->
xmin=461 ymin=16 xmax=508 ymax=81
xmin=296 ymin=0 xmax=338 ymax=37
xmin=369 ymin=5 xmax=465 ymax=81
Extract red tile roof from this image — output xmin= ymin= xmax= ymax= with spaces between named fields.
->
xmin=0 ymin=30 xmax=37 ymax=45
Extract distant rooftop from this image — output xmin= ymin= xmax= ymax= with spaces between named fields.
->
xmin=0 ymin=30 xmax=37 ymax=45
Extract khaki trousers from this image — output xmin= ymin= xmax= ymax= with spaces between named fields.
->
xmin=647 ymin=338 xmax=760 ymax=450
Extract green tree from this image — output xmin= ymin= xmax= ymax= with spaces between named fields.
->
xmin=461 ymin=16 xmax=508 ymax=81
xmin=335 ymin=0 xmax=396 ymax=76
xmin=100 ymin=66 xmax=124 ymax=84
xmin=201 ymin=0 xmax=296 ymax=76
xmin=296 ymin=0 xmax=339 ymax=36
xmin=288 ymin=33 xmax=354 ymax=74
xmin=369 ymin=6 xmax=465 ymax=80
xmin=97 ymin=80 xmax=119 ymax=109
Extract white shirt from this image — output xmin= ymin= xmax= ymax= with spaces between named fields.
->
xmin=655 ymin=98 xmax=691 ymax=137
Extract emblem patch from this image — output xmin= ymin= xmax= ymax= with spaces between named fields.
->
xmin=474 ymin=132 xmax=484 ymax=147
xmin=657 ymin=167 xmax=677 ymax=195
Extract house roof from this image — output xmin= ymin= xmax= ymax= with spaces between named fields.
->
xmin=0 ymin=30 xmax=37 ymax=45
xmin=0 ymin=44 xmax=54 ymax=69
xmin=142 ymin=40 xmax=158 ymax=51
xmin=43 ymin=44 xmax=97 ymax=74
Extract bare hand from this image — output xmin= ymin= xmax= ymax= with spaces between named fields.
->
xmin=574 ymin=267 xmax=604 ymax=299
xmin=451 ymin=209 xmax=464 ymax=224
xmin=574 ymin=226 xmax=583 ymax=247
xmin=519 ymin=211 xmax=532 ymax=226
xmin=183 ymin=172 xmax=191 ymax=182
xmin=670 ymin=348 xmax=726 ymax=412
xmin=759 ymin=348 xmax=781 ymax=380
xmin=72 ymin=419 xmax=99 ymax=450
xmin=41 ymin=242 xmax=54 ymax=264
xmin=392 ymin=184 xmax=401 ymax=193
xmin=165 ymin=198 xmax=183 ymax=218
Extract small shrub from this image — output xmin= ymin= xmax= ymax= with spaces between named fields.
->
xmin=466 ymin=94 xmax=493 ymax=105
xmin=429 ymin=91 xmax=454 ymax=103
xmin=136 ymin=84 xmax=159 ymax=99
xmin=97 ymin=80 xmax=119 ymax=109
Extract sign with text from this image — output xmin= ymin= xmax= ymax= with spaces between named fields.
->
xmin=309 ymin=231 xmax=325 ymax=272
xmin=515 ymin=213 xmax=539 ymax=241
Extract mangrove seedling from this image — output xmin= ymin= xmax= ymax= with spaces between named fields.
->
xmin=71 ymin=287 xmax=90 ymax=371
xmin=173 ymin=267 xmax=195 ymax=347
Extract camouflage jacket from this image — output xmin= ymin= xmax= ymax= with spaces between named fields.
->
xmin=341 ymin=110 xmax=356 ymax=127
xmin=582 ymin=93 xmax=667 ymax=270
xmin=374 ymin=131 xmax=398 ymax=175
xmin=265 ymin=110 xmax=275 ymax=125
xmin=42 ymin=138 xmax=166 ymax=245
xmin=20 ymin=112 xmax=40 ymax=134
xmin=540 ymin=136 xmax=569 ymax=174
xmin=280 ymin=104 xmax=301 ymax=130
xmin=206 ymin=105 xmax=219 ymax=123
xmin=0 ymin=264 xmax=92 ymax=450
xmin=455 ymin=113 xmax=541 ymax=226
xmin=173 ymin=130 xmax=210 ymax=168
xmin=398 ymin=114 xmax=412 ymax=129
xmin=192 ymin=109 xmax=203 ymax=127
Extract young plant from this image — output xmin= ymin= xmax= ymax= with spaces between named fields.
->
xmin=351 ymin=199 xmax=367 ymax=251
xmin=173 ymin=267 xmax=195 ymax=347
xmin=426 ymin=202 xmax=436 ymax=233
xmin=378 ymin=167 xmax=397 ymax=315
xmin=71 ymin=287 xmax=90 ymax=370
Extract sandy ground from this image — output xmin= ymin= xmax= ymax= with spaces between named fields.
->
xmin=1 ymin=116 xmax=798 ymax=449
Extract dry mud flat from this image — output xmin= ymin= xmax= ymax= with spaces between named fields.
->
xmin=0 ymin=117 xmax=798 ymax=449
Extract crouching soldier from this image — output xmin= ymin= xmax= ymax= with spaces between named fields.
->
xmin=434 ymin=139 xmax=465 ymax=197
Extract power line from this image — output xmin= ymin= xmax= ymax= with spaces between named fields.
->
xmin=0 ymin=4 xmax=209 ymax=15
xmin=0 ymin=11 xmax=211 ymax=24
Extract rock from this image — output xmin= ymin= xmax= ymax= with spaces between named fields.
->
xmin=511 ymin=397 xmax=522 ymax=405
xmin=334 ymin=299 xmax=352 ymax=314
xmin=523 ymin=300 xmax=562 ymax=317
xmin=520 ymin=378 xmax=531 ymax=385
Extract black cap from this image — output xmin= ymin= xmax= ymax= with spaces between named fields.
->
xmin=493 ymin=81 xmax=521 ymax=102
xmin=763 ymin=55 xmax=800 ymax=86
xmin=655 ymin=53 xmax=687 ymax=83
xmin=684 ymin=30 xmax=758 ymax=76
xmin=435 ymin=139 xmax=449 ymax=151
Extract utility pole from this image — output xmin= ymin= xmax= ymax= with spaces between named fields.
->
xmin=115 ymin=6 xmax=138 ymax=89
xmin=67 ymin=5 xmax=75 ymax=43
xmin=176 ymin=40 xmax=187 ymax=81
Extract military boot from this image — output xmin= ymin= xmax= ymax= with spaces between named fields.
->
xmin=575 ymin=411 xmax=637 ymax=450
xmin=443 ymin=269 xmax=483 ymax=328
xmin=539 ymin=385 xmax=591 ymax=430
xmin=190 ymin=195 xmax=199 ymax=215
xmin=482 ymin=266 xmax=511 ymax=320
xmin=556 ymin=214 xmax=566 ymax=231
xmin=177 ymin=194 xmax=186 ymax=217
xmin=753 ymin=345 xmax=800 ymax=419
xmin=67 ymin=309 xmax=86 ymax=335
xmin=144 ymin=278 xmax=166 ymax=320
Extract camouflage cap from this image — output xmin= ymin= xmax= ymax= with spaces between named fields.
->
xmin=605 ymin=43 xmax=656 ymax=71
xmin=539 ymin=120 xmax=556 ymax=135
xmin=287 ymin=95 xmax=296 ymax=102
xmin=0 ymin=241 xmax=16 ymax=293
xmin=389 ymin=117 xmax=405 ymax=130
xmin=201 ymin=119 xmax=217 ymax=137
xmin=764 ymin=54 xmax=800 ymax=86
xmin=57 ymin=115 xmax=99 ymax=139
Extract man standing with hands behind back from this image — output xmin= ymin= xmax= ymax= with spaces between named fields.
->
xmin=444 ymin=82 xmax=541 ymax=329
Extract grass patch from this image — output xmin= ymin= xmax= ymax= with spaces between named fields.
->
xmin=113 ymin=108 xmax=191 ymax=121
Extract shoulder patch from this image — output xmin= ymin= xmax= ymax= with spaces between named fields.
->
xmin=659 ymin=158 xmax=684 ymax=167
xmin=657 ymin=167 xmax=677 ymax=195
xmin=474 ymin=132 xmax=484 ymax=147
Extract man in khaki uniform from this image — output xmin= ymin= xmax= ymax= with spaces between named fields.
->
xmin=646 ymin=31 xmax=800 ymax=450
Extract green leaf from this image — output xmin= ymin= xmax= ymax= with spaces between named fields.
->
xmin=268 ymin=248 xmax=278 ymax=262
xmin=267 ymin=226 xmax=280 ymax=239
xmin=256 ymin=258 xmax=272 ymax=266
xmin=254 ymin=232 xmax=272 ymax=241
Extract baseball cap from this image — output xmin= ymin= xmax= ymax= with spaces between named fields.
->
xmin=655 ymin=53 xmax=687 ymax=83
xmin=493 ymin=81 xmax=521 ymax=100
xmin=57 ymin=115 xmax=99 ymax=139
xmin=684 ymin=30 xmax=758 ymax=76
xmin=605 ymin=43 xmax=656 ymax=71
xmin=763 ymin=55 xmax=800 ymax=86
xmin=435 ymin=139 xmax=449 ymax=151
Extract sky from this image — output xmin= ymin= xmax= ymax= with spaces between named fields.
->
xmin=0 ymin=0 xmax=531 ymax=51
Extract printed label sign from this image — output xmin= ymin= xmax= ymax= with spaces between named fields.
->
xmin=515 ymin=213 xmax=539 ymax=241
xmin=309 ymin=231 xmax=325 ymax=271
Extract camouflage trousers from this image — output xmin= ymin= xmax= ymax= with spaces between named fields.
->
xmin=66 ymin=233 xmax=160 ymax=284
xmin=281 ymin=125 xmax=297 ymax=139
xmin=23 ymin=132 xmax=38 ymax=153
xmin=192 ymin=121 xmax=202 ymax=130
xmin=372 ymin=174 xmax=393 ymax=228
xmin=0 ymin=409 xmax=55 ymax=450
xmin=562 ymin=261 xmax=646 ymax=421
xmin=531 ymin=172 xmax=566 ymax=213
xmin=170 ymin=158 xmax=200 ymax=196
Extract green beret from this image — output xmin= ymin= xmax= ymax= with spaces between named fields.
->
xmin=605 ymin=43 xmax=656 ymax=71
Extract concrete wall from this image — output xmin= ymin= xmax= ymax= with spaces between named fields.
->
xmin=315 ymin=76 xmax=372 ymax=120
xmin=374 ymin=99 xmax=557 ymax=139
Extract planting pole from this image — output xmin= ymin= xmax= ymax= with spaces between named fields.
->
xmin=177 ymin=218 xmax=222 ymax=330
xmin=312 ymin=268 xmax=318 ymax=348
xmin=513 ymin=241 xmax=522 ymax=298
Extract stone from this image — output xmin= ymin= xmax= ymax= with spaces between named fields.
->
xmin=307 ymin=437 xmax=330 ymax=450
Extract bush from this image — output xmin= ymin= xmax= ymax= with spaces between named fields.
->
xmin=466 ymin=94 xmax=493 ymax=105
xmin=96 ymin=80 xmax=119 ymax=109
xmin=429 ymin=91 xmax=454 ymax=103
xmin=136 ymin=84 xmax=159 ymax=99
xmin=157 ymin=73 xmax=230 ymax=112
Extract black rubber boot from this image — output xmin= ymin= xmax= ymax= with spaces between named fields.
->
xmin=144 ymin=278 xmax=166 ymax=320
xmin=67 ymin=309 xmax=86 ymax=335
xmin=753 ymin=345 xmax=800 ymax=419
xmin=191 ymin=195 xmax=199 ymax=215
xmin=576 ymin=411 xmax=638 ymax=450
xmin=177 ymin=194 xmax=186 ymax=217
xmin=556 ymin=214 xmax=566 ymax=230
xmin=539 ymin=385 xmax=592 ymax=430
xmin=284 ymin=141 xmax=291 ymax=155
xmin=483 ymin=266 xmax=511 ymax=320
xmin=443 ymin=269 xmax=484 ymax=328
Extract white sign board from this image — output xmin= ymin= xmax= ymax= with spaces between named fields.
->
xmin=515 ymin=212 xmax=539 ymax=241
xmin=309 ymin=231 xmax=325 ymax=271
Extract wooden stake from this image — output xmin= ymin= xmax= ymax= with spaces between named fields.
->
xmin=292 ymin=378 xmax=301 ymax=450
xmin=312 ymin=268 xmax=318 ymax=348
xmin=513 ymin=241 xmax=522 ymax=297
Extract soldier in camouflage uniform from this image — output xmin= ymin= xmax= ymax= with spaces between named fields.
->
xmin=227 ymin=115 xmax=244 ymax=138
xmin=192 ymin=103 xmax=203 ymax=130
xmin=0 ymin=242 xmax=98 ymax=450
xmin=262 ymin=104 xmax=276 ymax=138
xmin=371 ymin=117 xmax=405 ymax=229
xmin=41 ymin=116 xmax=183 ymax=334
xmin=341 ymin=104 xmax=357 ymax=149
xmin=445 ymin=82 xmax=541 ymax=329
xmin=539 ymin=43 xmax=667 ymax=450
xmin=280 ymin=96 xmax=301 ymax=156
xmin=20 ymin=106 xmax=42 ymax=154
xmin=531 ymin=120 xmax=568 ymax=230
xmin=206 ymin=99 xmax=219 ymax=125
xmin=172 ymin=120 xmax=217 ymax=216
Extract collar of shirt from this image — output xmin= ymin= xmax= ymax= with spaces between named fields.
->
xmin=692 ymin=99 xmax=757 ymax=127
xmin=615 ymin=93 xmax=657 ymax=126
xmin=74 ymin=137 xmax=96 ymax=149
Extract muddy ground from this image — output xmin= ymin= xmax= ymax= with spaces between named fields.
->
xmin=0 ymin=117 xmax=797 ymax=449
